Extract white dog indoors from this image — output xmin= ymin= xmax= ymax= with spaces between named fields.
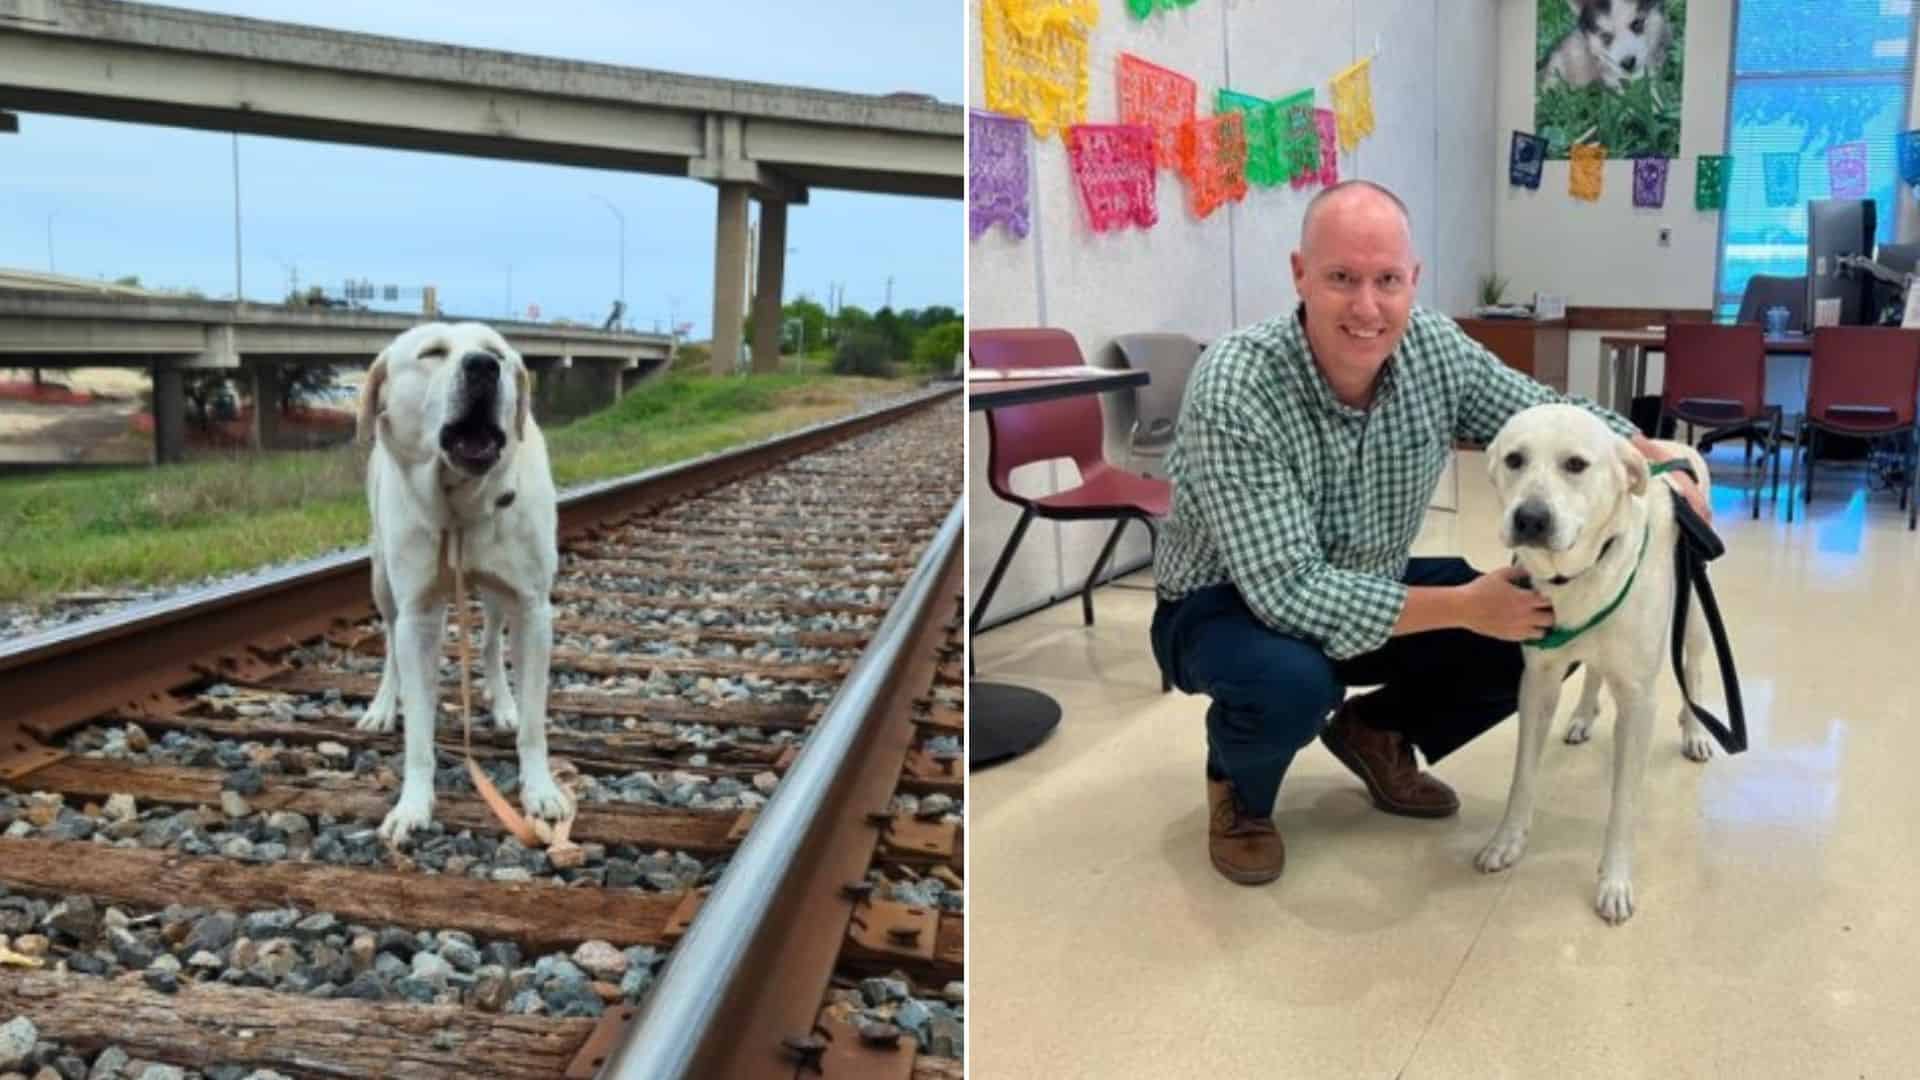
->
xmin=1478 ymin=403 xmax=1715 ymax=924
xmin=355 ymin=321 xmax=573 ymax=847
xmin=1538 ymin=0 xmax=1673 ymax=92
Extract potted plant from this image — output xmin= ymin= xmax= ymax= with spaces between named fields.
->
xmin=1478 ymin=272 xmax=1510 ymax=308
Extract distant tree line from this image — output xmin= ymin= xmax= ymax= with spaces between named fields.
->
xmin=779 ymin=297 xmax=962 ymax=378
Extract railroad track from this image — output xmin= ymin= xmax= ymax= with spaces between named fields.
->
xmin=0 ymin=387 xmax=965 ymax=1080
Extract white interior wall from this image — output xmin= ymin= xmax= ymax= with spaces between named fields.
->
xmin=968 ymin=0 xmax=1501 ymax=625
xmin=1494 ymin=0 xmax=1735 ymax=402
xmin=1495 ymin=0 xmax=1920 ymax=403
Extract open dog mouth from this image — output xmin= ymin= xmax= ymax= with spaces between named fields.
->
xmin=438 ymin=419 xmax=505 ymax=475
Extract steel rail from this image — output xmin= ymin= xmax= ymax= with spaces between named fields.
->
xmin=598 ymin=500 xmax=962 ymax=1080
xmin=0 ymin=384 xmax=957 ymax=771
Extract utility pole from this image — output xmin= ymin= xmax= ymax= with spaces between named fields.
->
xmin=885 ymin=275 xmax=894 ymax=311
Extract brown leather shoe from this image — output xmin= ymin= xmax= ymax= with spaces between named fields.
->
xmin=1207 ymin=778 xmax=1285 ymax=884
xmin=1318 ymin=701 xmax=1460 ymax=818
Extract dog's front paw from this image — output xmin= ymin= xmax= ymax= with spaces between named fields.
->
xmin=357 ymin=697 xmax=398 ymax=733
xmin=378 ymin=790 xmax=434 ymax=848
xmin=1680 ymin=728 xmax=1714 ymax=763
xmin=490 ymin=692 xmax=520 ymax=732
xmin=1474 ymin=828 xmax=1529 ymax=873
xmin=1595 ymin=874 xmax=1636 ymax=924
xmin=1564 ymin=714 xmax=1595 ymax=744
xmin=520 ymin=771 xmax=575 ymax=824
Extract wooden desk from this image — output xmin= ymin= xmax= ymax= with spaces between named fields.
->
xmin=1598 ymin=330 xmax=1814 ymax=417
xmin=1456 ymin=317 xmax=1570 ymax=392
xmin=967 ymin=365 xmax=1153 ymax=768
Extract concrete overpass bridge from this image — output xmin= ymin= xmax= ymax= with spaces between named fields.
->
xmin=0 ymin=281 xmax=676 ymax=461
xmin=0 ymin=0 xmax=963 ymax=373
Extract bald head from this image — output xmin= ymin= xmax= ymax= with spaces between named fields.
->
xmin=1300 ymin=180 xmax=1413 ymax=257
xmin=1289 ymin=179 xmax=1422 ymax=405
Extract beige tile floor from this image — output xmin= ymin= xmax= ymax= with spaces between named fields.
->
xmin=968 ymin=447 xmax=1920 ymax=1079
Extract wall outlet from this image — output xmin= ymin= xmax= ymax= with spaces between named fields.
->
xmin=1658 ymin=226 xmax=1672 ymax=247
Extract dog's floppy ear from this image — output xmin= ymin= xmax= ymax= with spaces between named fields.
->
xmin=514 ymin=364 xmax=532 ymax=441
xmin=356 ymin=352 xmax=389 ymax=445
xmin=1615 ymin=435 xmax=1650 ymax=497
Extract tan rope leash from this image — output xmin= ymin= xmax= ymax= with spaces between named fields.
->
xmin=442 ymin=528 xmax=580 ymax=857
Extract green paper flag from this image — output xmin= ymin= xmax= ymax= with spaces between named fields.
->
xmin=1277 ymin=89 xmax=1318 ymax=185
xmin=1128 ymin=0 xmax=1198 ymax=17
xmin=1696 ymin=155 xmax=1732 ymax=210
xmin=1216 ymin=88 xmax=1282 ymax=186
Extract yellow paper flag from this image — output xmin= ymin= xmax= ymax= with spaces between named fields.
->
xmin=1329 ymin=57 xmax=1376 ymax=152
xmin=1570 ymin=143 xmax=1606 ymax=201
xmin=982 ymin=0 xmax=1100 ymax=140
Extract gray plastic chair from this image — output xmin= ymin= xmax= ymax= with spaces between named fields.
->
xmin=1111 ymin=332 xmax=1205 ymax=472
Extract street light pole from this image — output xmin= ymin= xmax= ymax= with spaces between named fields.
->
xmin=232 ymin=132 xmax=243 ymax=303
xmin=592 ymin=195 xmax=626 ymax=329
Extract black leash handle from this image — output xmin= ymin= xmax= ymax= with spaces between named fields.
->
xmin=1667 ymin=481 xmax=1748 ymax=755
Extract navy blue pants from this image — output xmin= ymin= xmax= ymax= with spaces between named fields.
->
xmin=1148 ymin=557 xmax=1524 ymax=818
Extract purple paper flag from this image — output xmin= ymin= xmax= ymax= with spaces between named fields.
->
xmin=1632 ymin=158 xmax=1668 ymax=208
xmin=1829 ymin=141 xmax=1868 ymax=199
xmin=971 ymin=109 xmax=1031 ymax=239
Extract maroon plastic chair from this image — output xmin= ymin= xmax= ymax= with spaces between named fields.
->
xmin=1788 ymin=325 xmax=1920 ymax=529
xmin=1660 ymin=322 xmax=1782 ymax=518
xmin=970 ymin=328 xmax=1173 ymax=667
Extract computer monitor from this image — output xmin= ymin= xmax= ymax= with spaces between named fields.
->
xmin=1808 ymin=198 xmax=1878 ymax=325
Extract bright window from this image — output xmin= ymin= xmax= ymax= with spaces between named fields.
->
xmin=1714 ymin=0 xmax=1917 ymax=318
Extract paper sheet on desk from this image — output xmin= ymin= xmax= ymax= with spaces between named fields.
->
xmin=967 ymin=365 xmax=1110 ymax=381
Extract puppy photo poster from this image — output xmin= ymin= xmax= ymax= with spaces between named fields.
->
xmin=1535 ymin=0 xmax=1687 ymax=160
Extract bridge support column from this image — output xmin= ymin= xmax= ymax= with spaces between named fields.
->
xmin=710 ymin=183 xmax=750 ymax=375
xmin=250 ymin=360 xmax=283 ymax=450
xmin=602 ymin=358 xmax=626 ymax=405
xmin=151 ymin=363 xmax=185 ymax=465
xmin=750 ymin=198 xmax=788 ymax=374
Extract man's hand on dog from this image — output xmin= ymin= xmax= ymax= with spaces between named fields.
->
xmin=1463 ymin=565 xmax=1556 ymax=642
xmin=1631 ymin=434 xmax=1712 ymax=525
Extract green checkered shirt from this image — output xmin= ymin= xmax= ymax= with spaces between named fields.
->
xmin=1154 ymin=304 xmax=1635 ymax=660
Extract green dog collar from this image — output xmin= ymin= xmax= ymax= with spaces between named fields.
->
xmin=1523 ymin=460 xmax=1683 ymax=650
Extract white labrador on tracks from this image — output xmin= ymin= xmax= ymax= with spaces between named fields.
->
xmin=355 ymin=321 xmax=574 ymax=847
xmin=1478 ymin=403 xmax=1715 ymax=924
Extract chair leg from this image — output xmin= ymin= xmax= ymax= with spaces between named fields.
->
xmin=1896 ymin=428 xmax=1912 ymax=530
xmin=1804 ymin=428 xmax=1818 ymax=507
xmin=1786 ymin=433 xmax=1801 ymax=523
xmin=1770 ymin=413 xmax=1784 ymax=515
xmin=968 ymin=506 xmax=1035 ymax=672
xmin=1081 ymin=519 xmax=1130 ymax=627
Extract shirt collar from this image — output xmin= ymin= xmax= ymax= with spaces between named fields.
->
xmin=1289 ymin=302 xmax=1399 ymax=416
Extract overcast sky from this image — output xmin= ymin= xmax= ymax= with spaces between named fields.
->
xmin=0 ymin=1 xmax=961 ymax=338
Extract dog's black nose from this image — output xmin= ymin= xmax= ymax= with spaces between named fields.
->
xmin=1620 ymin=55 xmax=1638 ymax=72
xmin=1511 ymin=500 xmax=1553 ymax=545
xmin=462 ymin=352 xmax=500 ymax=382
